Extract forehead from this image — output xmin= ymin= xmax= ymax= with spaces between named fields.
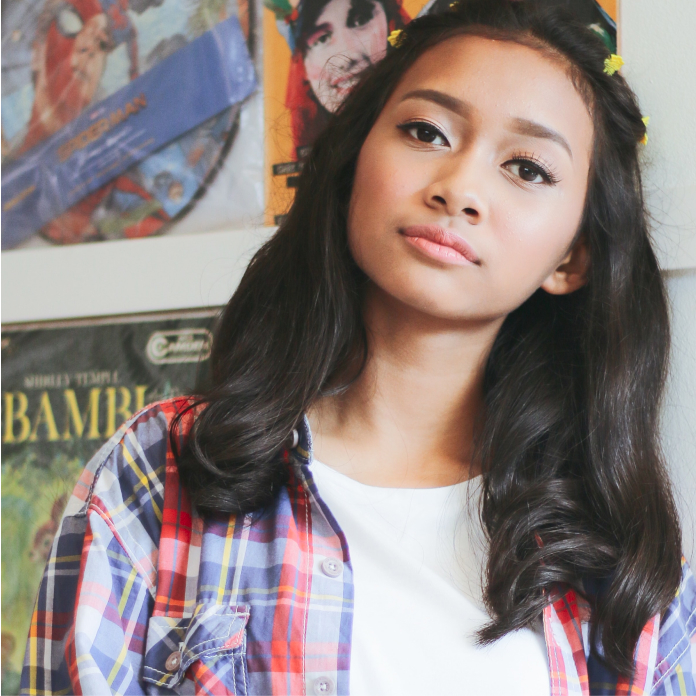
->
xmin=315 ymin=0 xmax=355 ymax=21
xmin=390 ymin=35 xmax=593 ymax=151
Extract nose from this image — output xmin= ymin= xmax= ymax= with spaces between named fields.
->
xmin=423 ymin=148 xmax=489 ymax=224
xmin=334 ymin=26 xmax=372 ymax=66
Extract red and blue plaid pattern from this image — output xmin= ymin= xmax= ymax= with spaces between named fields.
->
xmin=20 ymin=399 xmax=696 ymax=695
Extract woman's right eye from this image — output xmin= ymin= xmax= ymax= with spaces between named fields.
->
xmin=398 ymin=122 xmax=449 ymax=147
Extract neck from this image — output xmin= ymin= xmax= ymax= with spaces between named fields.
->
xmin=308 ymin=284 xmax=503 ymax=487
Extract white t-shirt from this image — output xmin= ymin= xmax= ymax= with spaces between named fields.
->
xmin=311 ymin=459 xmax=551 ymax=696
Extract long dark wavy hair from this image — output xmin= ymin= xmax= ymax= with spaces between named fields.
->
xmin=174 ymin=0 xmax=682 ymax=677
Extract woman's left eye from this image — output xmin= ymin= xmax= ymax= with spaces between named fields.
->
xmin=504 ymin=158 xmax=556 ymax=185
xmin=398 ymin=121 xmax=449 ymax=147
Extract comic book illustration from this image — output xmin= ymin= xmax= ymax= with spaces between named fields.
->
xmin=1 ymin=0 xmax=257 ymax=248
xmin=263 ymin=0 xmax=616 ymax=225
xmin=1 ymin=311 xmax=217 ymax=694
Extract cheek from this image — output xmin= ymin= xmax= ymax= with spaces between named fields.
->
xmin=349 ymin=150 xmax=390 ymax=264
xmin=348 ymin=142 xmax=426 ymax=293
xmin=492 ymin=186 xmax=587 ymax=293
xmin=363 ymin=15 xmax=387 ymax=61
xmin=349 ymin=141 xmax=409 ymax=244
xmin=303 ymin=54 xmax=323 ymax=84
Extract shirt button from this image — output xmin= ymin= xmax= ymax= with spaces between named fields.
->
xmin=313 ymin=675 xmax=336 ymax=695
xmin=165 ymin=650 xmax=182 ymax=672
xmin=288 ymin=428 xmax=299 ymax=449
xmin=321 ymin=557 xmax=343 ymax=578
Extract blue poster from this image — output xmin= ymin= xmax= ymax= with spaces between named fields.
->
xmin=1 ymin=0 xmax=257 ymax=248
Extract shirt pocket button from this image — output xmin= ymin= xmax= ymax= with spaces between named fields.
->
xmin=313 ymin=675 xmax=336 ymax=695
xmin=321 ymin=557 xmax=343 ymax=578
xmin=165 ymin=650 xmax=182 ymax=672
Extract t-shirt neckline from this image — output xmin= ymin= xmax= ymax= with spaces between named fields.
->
xmin=310 ymin=457 xmax=481 ymax=496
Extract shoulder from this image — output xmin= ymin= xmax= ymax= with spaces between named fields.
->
xmin=73 ymin=396 xmax=195 ymax=515
xmin=66 ymin=397 xmax=198 ymax=581
xmin=653 ymin=557 xmax=696 ymax=693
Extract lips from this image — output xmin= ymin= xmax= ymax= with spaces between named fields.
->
xmin=400 ymin=225 xmax=480 ymax=265
xmin=330 ymin=72 xmax=361 ymax=89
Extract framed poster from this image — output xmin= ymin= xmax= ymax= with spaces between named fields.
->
xmin=1 ymin=0 xmax=260 ymax=249
xmin=1 ymin=309 xmax=217 ymax=693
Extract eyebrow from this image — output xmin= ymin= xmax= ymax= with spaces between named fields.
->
xmin=400 ymin=89 xmax=473 ymax=118
xmin=510 ymin=117 xmax=573 ymax=160
xmin=399 ymin=88 xmax=573 ymax=160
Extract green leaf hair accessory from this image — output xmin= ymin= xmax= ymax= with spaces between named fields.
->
xmin=603 ymin=54 xmax=625 ymax=75
xmin=388 ymin=29 xmax=404 ymax=47
xmin=640 ymin=116 xmax=650 ymax=145
xmin=588 ymin=23 xmax=616 ymax=52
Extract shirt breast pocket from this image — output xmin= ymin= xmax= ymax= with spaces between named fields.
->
xmin=142 ymin=603 xmax=250 ymax=695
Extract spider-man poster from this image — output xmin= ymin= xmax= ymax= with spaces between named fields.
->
xmin=1 ymin=0 xmax=258 ymax=248
xmin=263 ymin=0 xmax=616 ymax=225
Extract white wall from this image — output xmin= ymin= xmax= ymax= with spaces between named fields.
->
xmin=664 ymin=270 xmax=696 ymax=566
xmin=622 ymin=0 xmax=696 ymax=270
xmin=620 ymin=0 xmax=696 ymax=564
xmin=1 ymin=227 xmax=275 ymax=323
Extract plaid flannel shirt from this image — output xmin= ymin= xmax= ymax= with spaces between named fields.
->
xmin=21 ymin=398 xmax=696 ymax=695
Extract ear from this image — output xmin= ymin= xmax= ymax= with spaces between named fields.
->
xmin=540 ymin=234 xmax=590 ymax=296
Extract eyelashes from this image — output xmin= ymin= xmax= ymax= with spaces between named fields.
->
xmin=396 ymin=120 xmax=561 ymax=186
xmin=505 ymin=151 xmax=560 ymax=185
xmin=397 ymin=120 xmax=450 ymax=147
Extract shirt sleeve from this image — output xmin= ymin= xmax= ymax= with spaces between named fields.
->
xmin=651 ymin=558 xmax=696 ymax=695
xmin=20 ymin=404 xmax=171 ymax=695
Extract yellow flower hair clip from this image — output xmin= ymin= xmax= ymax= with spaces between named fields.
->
xmin=640 ymin=116 xmax=650 ymax=145
xmin=388 ymin=29 xmax=404 ymax=47
xmin=603 ymin=54 xmax=624 ymax=76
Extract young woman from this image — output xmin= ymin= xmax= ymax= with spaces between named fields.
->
xmin=21 ymin=1 xmax=695 ymax=694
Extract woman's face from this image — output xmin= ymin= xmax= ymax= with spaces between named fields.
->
xmin=303 ymin=0 xmax=388 ymax=113
xmin=348 ymin=35 xmax=595 ymax=323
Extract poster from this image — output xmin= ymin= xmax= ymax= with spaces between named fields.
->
xmin=0 ymin=310 xmax=217 ymax=694
xmin=263 ymin=0 xmax=617 ymax=225
xmin=1 ymin=0 xmax=259 ymax=249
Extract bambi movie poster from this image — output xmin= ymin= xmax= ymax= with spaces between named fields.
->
xmin=263 ymin=0 xmax=617 ymax=225
xmin=0 ymin=312 xmax=215 ymax=694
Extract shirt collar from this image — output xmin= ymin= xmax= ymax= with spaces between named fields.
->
xmin=292 ymin=414 xmax=313 ymax=465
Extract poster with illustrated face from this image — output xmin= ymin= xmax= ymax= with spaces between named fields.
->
xmin=263 ymin=0 xmax=617 ymax=225
xmin=0 ymin=311 xmax=216 ymax=694
xmin=1 ymin=0 xmax=259 ymax=248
